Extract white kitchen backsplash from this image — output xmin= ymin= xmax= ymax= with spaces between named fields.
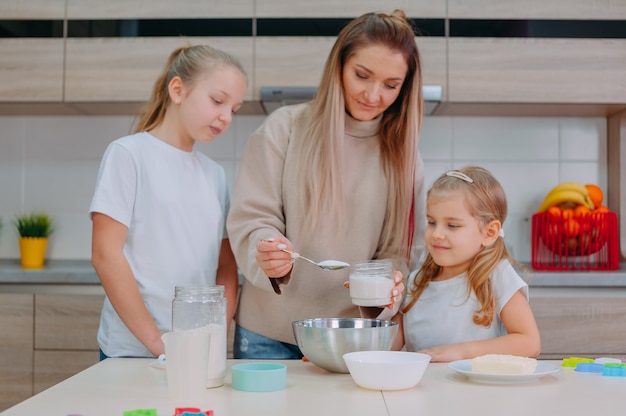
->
xmin=0 ymin=114 xmax=606 ymax=263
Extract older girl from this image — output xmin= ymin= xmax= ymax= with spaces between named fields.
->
xmin=90 ymin=45 xmax=246 ymax=358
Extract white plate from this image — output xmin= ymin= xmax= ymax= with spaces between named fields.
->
xmin=448 ymin=359 xmax=560 ymax=384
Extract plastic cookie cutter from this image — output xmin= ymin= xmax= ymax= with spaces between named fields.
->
xmin=602 ymin=364 xmax=626 ymax=377
xmin=123 ymin=409 xmax=157 ymax=416
xmin=594 ymin=357 xmax=623 ymax=365
xmin=562 ymin=357 xmax=594 ymax=368
xmin=173 ymin=408 xmax=214 ymax=416
xmin=575 ymin=363 xmax=604 ymax=373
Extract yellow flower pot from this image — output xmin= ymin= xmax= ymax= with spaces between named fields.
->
xmin=19 ymin=237 xmax=48 ymax=269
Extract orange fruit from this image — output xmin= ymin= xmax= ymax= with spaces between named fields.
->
xmin=585 ymin=184 xmax=604 ymax=209
xmin=563 ymin=218 xmax=581 ymax=236
xmin=591 ymin=205 xmax=610 ymax=225
xmin=561 ymin=208 xmax=575 ymax=220
xmin=573 ymin=204 xmax=591 ymax=218
xmin=546 ymin=205 xmax=562 ymax=219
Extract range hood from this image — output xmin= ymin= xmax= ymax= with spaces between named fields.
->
xmin=260 ymin=85 xmax=442 ymax=115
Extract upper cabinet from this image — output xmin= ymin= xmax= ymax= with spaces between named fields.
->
xmin=65 ymin=37 xmax=254 ymax=102
xmin=256 ymin=0 xmax=446 ymax=18
xmin=1 ymin=0 xmax=625 ymax=115
xmin=0 ymin=0 xmax=64 ymax=102
xmin=64 ymin=0 xmax=255 ymax=103
xmin=448 ymin=38 xmax=626 ymax=104
xmin=66 ymin=0 xmax=254 ymax=18
xmin=448 ymin=0 xmax=626 ymax=19
xmin=0 ymin=39 xmax=64 ymax=101
xmin=0 ymin=0 xmax=65 ymax=18
xmin=444 ymin=0 xmax=626 ymax=106
xmin=253 ymin=0 xmax=447 ymax=100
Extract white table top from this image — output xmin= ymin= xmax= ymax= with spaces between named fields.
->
xmin=1 ymin=358 xmax=624 ymax=416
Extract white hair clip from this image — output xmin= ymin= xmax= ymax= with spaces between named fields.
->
xmin=499 ymin=229 xmax=505 ymax=238
xmin=446 ymin=171 xmax=473 ymax=183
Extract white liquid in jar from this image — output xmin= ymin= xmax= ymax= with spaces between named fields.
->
xmin=349 ymin=274 xmax=394 ymax=306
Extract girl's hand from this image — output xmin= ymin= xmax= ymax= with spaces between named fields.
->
xmin=418 ymin=345 xmax=465 ymax=363
xmin=256 ymin=237 xmax=294 ymax=278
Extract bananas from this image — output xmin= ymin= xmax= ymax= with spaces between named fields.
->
xmin=537 ymin=182 xmax=595 ymax=212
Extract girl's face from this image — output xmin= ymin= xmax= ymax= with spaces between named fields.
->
xmin=341 ymin=44 xmax=407 ymax=121
xmin=424 ymin=192 xmax=491 ymax=280
xmin=178 ymin=65 xmax=247 ymax=149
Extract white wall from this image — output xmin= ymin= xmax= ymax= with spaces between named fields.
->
xmin=0 ymin=114 xmax=606 ymax=263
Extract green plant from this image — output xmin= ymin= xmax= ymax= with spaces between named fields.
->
xmin=13 ymin=212 xmax=55 ymax=238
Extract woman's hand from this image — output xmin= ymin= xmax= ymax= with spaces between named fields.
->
xmin=386 ymin=271 xmax=404 ymax=309
xmin=256 ymin=237 xmax=295 ymax=278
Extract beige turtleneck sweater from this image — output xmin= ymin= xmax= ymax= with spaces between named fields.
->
xmin=227 ymin=103 xmax=425 ymax=344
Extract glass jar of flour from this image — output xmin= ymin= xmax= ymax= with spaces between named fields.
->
xmin=172 ymin=285 xmax=227 ymax=388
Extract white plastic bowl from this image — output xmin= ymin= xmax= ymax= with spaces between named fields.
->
xmin=343 ymin=351 xmax=431 ymax=390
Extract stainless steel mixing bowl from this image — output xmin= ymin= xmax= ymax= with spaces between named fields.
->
xmin=292 ymin=317 xmax=399 ymax=373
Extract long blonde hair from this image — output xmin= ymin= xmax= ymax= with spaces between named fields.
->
xmin=134 ymin=44 xmax=247 ymax=133
xmin=298 ymin=9 xmax=423 ymax=264
xmin=403 ymin=166 xmax=516 ymax=326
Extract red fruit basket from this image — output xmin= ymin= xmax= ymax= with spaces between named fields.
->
xmin=531 ymin=211 xmax=619 ymax=271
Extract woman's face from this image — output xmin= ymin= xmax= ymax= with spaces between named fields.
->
xmin=341 ymin=44 xmax=408 ymax=121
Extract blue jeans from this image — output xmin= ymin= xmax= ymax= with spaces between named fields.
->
xmin=234 ymin=324 xmax=303 ymax=359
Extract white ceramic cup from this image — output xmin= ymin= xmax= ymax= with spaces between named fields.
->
xmin=348 ymin=260 xmax=394 ymax=306
xmin=162 ymin=328 xmax=211 ymax=406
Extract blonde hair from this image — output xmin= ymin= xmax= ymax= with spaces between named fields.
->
xmin=403 ymin=166 xmax=517 ymax=326
xmin=134 ymin=44 xmax=247 ymax=133
xmin=298 ymin=9 xmax=423 ymax=264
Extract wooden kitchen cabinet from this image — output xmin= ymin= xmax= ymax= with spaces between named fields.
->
xmin=530 ymin=288 xmax=626 ymax=359
xmin=33 ymin=293 xmax=104 ymax=392
xmin=254 ymin=36 xmax=447 ymax=100
xmin=33 ymin=351 xmax=100 ymax=394
xmin=254 ymin=37 xmax=335 ymax=94
xmin=0 ymin=39 xmax=64 ymax=102
xmin=0 ymin=292 xmax=103 ymax=412
xmin=256 ymin=0 xmax=446 ymax=17
xmin=448 ymin=0 xmax=626 ymax=19
xmin=66 ymin=0 xmax=254 ymax=19
xmin=0 ymin=294 xmax=33 ymax=412
xmin=0 ymin=0 xmax=65 ymax=18
xmin=64 ymin=37 xmax=254 ymax=103
xmin=34 ymin=293 xmax=103 ymax=350
xmin=448 ymin=37 xmax=626 ymax=104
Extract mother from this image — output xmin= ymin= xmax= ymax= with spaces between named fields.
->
xmin=227 ymin=9 xmax=427 ymax=359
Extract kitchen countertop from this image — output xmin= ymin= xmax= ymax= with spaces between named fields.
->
xmin=0 ymin=259 xmax=100 ymax=284
xmin=1 ymin=358 xmax=624 ymax=416
xmin=1 ymin=259 xmax=626 ymax=287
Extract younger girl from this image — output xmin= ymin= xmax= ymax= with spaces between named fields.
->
xmin=90 ymin=44 xmax=246 ymax=358
xmin=393 ymin=166 xmax=541 ymax=362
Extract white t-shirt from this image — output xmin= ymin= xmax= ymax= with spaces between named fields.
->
xmin=402 ymin=259 xmax=528 ymax=352
xmin=89 ymin=132 xmax=229 ymax=357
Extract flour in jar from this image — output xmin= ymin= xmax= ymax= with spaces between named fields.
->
xmin=205 ymin=323 xmax=227 ymax=388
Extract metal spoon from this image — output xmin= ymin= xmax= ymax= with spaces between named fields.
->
xmin=280 ymin=248 xmax=350 ymax=271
